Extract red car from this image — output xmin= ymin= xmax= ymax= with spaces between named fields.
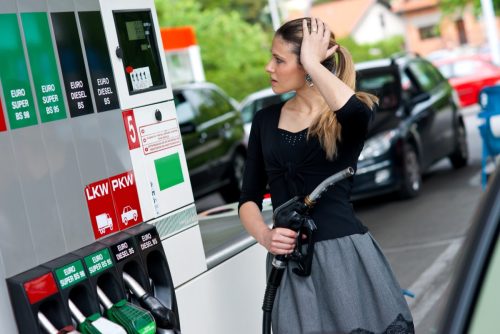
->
xmin=433 ymin=55 xmax=500 ymax=107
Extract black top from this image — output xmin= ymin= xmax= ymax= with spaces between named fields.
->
xmin=239 ymin=95 xmax=374 ymax=242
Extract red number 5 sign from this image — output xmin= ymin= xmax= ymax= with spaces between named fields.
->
xmin=122 ymin=110 xmax=140 ymax=150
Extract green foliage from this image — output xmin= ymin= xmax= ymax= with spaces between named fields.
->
xmin=155 ymin=0 xmax=271 ymax=100
xmin=338 ymin=35 xmax=406 ymax=63
xmin=440 ymin=0 xmax=500 ymax=14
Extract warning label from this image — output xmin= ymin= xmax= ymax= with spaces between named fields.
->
xmin=139 ymin=118 xmax=182 ymax=155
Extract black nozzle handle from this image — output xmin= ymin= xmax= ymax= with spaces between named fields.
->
xmin=123 ymin=272 xmax=178 ymax=329
xmin=96 ymin=286 xmax=113 ymax=310
xmin=67 ymin=299 xmax=86 ymax=324
xmin=38 ymin=311 xmax=58 ymax=334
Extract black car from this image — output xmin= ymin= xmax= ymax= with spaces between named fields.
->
xmin=173 ymin=82 xmax=246 ymax=202
xmin=352 ymin=54 xmax=469 ymax=200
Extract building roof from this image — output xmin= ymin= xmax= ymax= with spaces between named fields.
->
xmin=286 ymin=0 xmax=389 ymax=38
xmin=391 ymin=0 xmax=440 ymax=14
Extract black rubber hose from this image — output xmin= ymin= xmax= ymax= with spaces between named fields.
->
xmin=262 ymin=264 xmax=285 ymax=334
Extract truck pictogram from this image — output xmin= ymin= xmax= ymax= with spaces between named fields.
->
xmin=96 ymin=213 xmax=113 ymax=234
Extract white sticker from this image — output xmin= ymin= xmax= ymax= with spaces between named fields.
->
xmin=92 ymin=317 xmax=127 ymax=334
xmin=130 ymin=66 xmax=153 ymax=91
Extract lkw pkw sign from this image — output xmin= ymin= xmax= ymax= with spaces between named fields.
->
xmin=85 ymin=171 xmax=142 ymax=239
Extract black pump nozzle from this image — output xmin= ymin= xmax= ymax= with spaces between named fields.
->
xmin=122 ymin=272 xmax=178 ymax=330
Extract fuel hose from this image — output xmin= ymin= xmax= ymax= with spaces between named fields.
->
xmin=262 ymin=167 xmax=355 ymax=334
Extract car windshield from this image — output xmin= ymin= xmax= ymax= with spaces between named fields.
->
xmin=241 ymin=91 xmax=295 ymax=124
xmin=356 ymin=72 xmax=400 ymax=111
xmin=438 ymin=59 xmax=483 ymax=78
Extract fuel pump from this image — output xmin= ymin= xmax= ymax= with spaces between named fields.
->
xmin=122 ymin=272 xmax=178 ymax=333
xmin=38 ymin=312 xmax=80 ymax=334
xmin=96 ymin=286 xmax=156 ymax=334
xmin=67 ymin=299 xmax=126 ymax=334
xmin=262 ymin=167 xmax=355 ymax=334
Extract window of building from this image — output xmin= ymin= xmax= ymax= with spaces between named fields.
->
xmin=419 ymin=25 xmax=440 ymax=40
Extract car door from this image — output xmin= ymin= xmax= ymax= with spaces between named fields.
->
xmin=405 ymin=59 xmax=454 ymax=168
xmin=182 ymin=87 xmax=241 ymax=196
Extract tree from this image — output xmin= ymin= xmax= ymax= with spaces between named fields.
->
xmin=440 ymin=0 xmax=500 ymax=14
xmin=155 ymin=0 xmax=272 ymax=100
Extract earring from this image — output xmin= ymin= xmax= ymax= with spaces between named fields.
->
xmin=305 ymin=74 xmax=314 ymax=87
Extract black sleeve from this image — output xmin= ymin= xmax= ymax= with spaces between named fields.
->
xmin=238 ymin=110 xmax=268 ymax=212
xmin=335 ymin=94 xmax=374 ymax=137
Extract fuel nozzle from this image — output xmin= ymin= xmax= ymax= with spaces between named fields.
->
xmin=122 ymin=272 xmax=178 ymax=331
xmin=96 ymin=286 xmax=156 ymax=334
xmin=68 ymin=299 xmax=126 ymax=334
xmin=37 ymin=311 xmax=81 ymax=334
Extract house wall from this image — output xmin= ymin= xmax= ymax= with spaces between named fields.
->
xmin=354 ymin=2 xmax=405 ymax=44
xmin=399 ymin=4 xmax=500 ymax=56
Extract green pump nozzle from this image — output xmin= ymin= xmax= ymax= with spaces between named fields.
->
xmin=96 ymin=286 xmax=156 ymax=334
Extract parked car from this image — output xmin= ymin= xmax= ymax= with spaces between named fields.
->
xmin=353 ymin=53 xmax=469 ymax=200
xmin=437 ymin=167 xmax=500 ymax=333
xmin=432 ymin=54 xmax=500 ymax=107
xmin=239 ymin=87 xmax=295 ymax=145
xmin=173 ymin=82 xmax=246 ymax=202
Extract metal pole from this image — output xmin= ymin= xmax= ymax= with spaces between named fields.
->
xmin=480 ymin=0 xmax=500 ymax=65
xmin=268 ymin=0 xmax=281 ymax=31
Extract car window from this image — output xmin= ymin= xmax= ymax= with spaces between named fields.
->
xmin=437 ymin=64 xmax=453 ymax=78
xmin=241 ymin=103 xmax=255 ymax=124
xmin=467 ymin=234 xmax=500 ymax=333
xmin=184 ymin=88 xmax=233 ymax=123
xmin=452 ymin=60 xmax=483 ymax=78
xmin=408 ymin=60 xmax=443 ymax=92
xmin=356 ymin=72 xmax=400 ymax=110
xmin=174 ymin=91 xmax=197 ymax=124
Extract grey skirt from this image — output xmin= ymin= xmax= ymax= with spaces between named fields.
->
xmin=267 ymin=232 xmax=414 ymax=334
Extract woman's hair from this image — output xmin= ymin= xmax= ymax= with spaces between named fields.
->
xmin=276 ymin=17 xmax=378 ymax=160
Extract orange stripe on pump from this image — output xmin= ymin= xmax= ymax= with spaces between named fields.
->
xmin=161 ymin=26 xmax=197 ymax=50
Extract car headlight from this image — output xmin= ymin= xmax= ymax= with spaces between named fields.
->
xmin=359 ymin=130 xmax=398 ymax=161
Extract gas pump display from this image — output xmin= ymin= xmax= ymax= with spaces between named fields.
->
xmin=78 ymin=11 xmax=120 ymax=112
xmin=113 ymin=11 xmax=165 ymax=94
xmin=51 ymin=12 xmax=94 ymax=117
xmin=0 ymin=14 xmax=38 ymax=129
xmin=21 ymin=12 xmax=67 ymax=123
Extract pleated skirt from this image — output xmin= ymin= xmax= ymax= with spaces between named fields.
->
xmin=267 ymin=232 xmax=415 ymax=334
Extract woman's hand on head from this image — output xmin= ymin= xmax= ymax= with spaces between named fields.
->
xmin=260 ymin=227 xmax=297 ymax=255
xmin=301 ymin=18 xmax=338 ymax=70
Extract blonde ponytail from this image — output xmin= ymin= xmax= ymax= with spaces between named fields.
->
xmin=277 ymin=18 xmax=378 ymax=160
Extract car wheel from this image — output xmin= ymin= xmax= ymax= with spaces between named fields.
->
xmin=398 ymin=144 xmax=421 ymax=199
xmin=449 ymin=122 xmax=468 ymax=169
xmin=220 ymin=152 xmax=246 ymax=203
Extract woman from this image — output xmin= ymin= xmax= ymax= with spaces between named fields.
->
xmin=238 ymin=17 xmax=414 ymax=334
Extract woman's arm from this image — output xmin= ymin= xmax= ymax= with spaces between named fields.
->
xmin=300 ymin=18 xmax=354 ymax=111
xmin=240 ymin=201 xmax=296 ymax=255
xmin=238 ymin=110 xmax=296 ymax=255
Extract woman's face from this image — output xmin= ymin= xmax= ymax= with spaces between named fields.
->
xmin=265 ymin=36 xmax=306 ymax=94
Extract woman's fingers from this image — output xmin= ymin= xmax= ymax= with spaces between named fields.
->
xmin=326 ymin=44 xmax=339 ymax=59
xmin=303 ymin=18 xmax=309 ymax=35
xmin=269 ymin=228 xmax=297 ymax=254
xmin=311 ymin=17 xmax=318 ymax=34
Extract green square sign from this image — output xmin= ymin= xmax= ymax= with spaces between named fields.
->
xmin=0 ymin=14 xmax=38 ymax=129
xmin=22 ymin=12 xmax=67 ymax=123
xmin=55 ymin=260 xmax=87 ymax=289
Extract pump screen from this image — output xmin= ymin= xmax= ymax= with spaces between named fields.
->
xmin=113 ymin=11 xmax=165 ymax=94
